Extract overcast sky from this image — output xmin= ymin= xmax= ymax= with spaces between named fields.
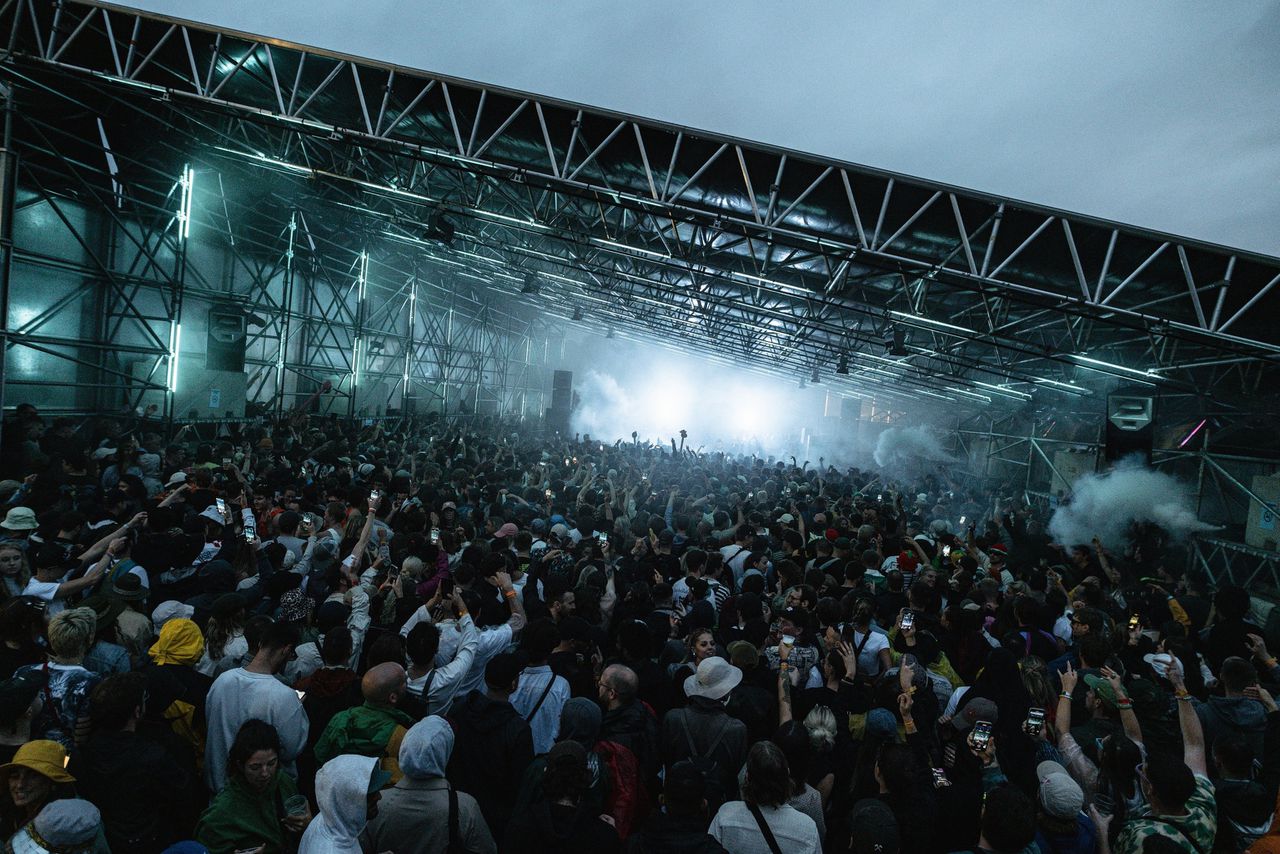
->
xmin=118 ymin=1 xmax=1280 ymax=257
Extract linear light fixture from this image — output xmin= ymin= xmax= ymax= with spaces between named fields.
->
xmin=177 ymin=164 xmax=195 ymax=241
xmin=1070 ymin=354 xmax=1159 ymax=380
xmin=167 ymin=323 xmax=182 ymax=392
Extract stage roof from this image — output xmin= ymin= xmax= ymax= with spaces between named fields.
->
xmin=3 ymin=1 xmax=1280 ymax=413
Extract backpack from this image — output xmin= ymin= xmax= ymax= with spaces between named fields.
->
xmin=594 ymin=739 xmax=643 ymax=839
xmin=675 ymin=712 xmax=731 ymax=810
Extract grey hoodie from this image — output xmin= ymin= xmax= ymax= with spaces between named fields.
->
xmin=299 ymin=753 xmax=376 ymax=854
xmin=399 ymin=715 xmax=453 ymax=779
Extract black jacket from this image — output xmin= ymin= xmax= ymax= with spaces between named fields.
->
xmin=447 ymin=689 xmax=535 ymax=840
xmin=661 ymin=697 xmax=748 ymax=802
xmin=625 ymin=813 xmax=728 ymax=854
xmin=601 ymin=699 xmax=661 ymax=780
xmin=73 ymin=729 xmax=196 ymax=853
xmin=505 ymin=801 xmax=621 ymax=854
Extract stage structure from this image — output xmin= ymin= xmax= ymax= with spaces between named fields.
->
xmin=0 ymin=2 xmax=1279 ymax=573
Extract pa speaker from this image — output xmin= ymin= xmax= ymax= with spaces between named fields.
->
xmin=206 ymin=310 xmax=247 ymax=373
xmin=1105 ymin=393 xmax=1155 ymax=464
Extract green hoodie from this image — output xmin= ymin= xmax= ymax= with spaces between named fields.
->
xmin=195 ymin=771 xmax=299 ymax=854
xmin=313 ymin=701 xmax=414 ymax=784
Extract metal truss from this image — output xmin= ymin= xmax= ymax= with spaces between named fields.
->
xmin=2 ymin=1 xmax=1280 ymax=417
xmin=1191 ymin=538 xmax=1280 ymax=597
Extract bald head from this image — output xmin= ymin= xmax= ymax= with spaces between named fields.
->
xmin=601 ymin=663 xmax=638 ymax=707
xmin=362 ymin=662 xmax=408 ymax=705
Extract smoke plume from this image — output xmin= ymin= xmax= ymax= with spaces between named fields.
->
xmin=1047 ymin=457 xmax=1216 ymax=547
xmin=873 ymin=425 xmax=951 ymax=469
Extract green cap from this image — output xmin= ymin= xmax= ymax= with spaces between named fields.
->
xmin=1083 ymin=673 xmax=1120 ymax=710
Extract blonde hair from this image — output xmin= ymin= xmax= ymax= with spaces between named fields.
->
xmin=0 ymin=543 xmax=30 ymax=589
xmin=48 ymin=606 xmax=97 ymax=662
xmin=804 ymin=705 xmax=838 ymax=752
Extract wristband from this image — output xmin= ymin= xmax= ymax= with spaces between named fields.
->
xmin=503 ymin=589 xmax=517 ymax=599
xmin=1177 ymin=694 xmax=1193 ymax=702
xmin=779 ymin=661 xmax=790 ymax=669
xmin=1266 ymin=658 xmax=1278 ymax=669
xmin=904 ymin=719 xmax=918 ymax=735
xmin=1059 ymin=691 xmax=1073 ymax=700
xmin=1117 ymin=700 xmax=1133 ymax=710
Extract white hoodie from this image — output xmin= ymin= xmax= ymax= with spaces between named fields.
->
xmin=299 ymin=754 xmax=377 ymax=854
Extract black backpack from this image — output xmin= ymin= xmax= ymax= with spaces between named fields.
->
xmin=676 ymin=713 xmax=730 ymax=810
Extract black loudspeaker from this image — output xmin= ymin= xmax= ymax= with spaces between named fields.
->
xmin=1105 ymin=392 xmax=1155 ymax=464
xmin=548 ymin=370 xmax=572 ymax=434
xmin=206 ymin=310 xmax=247 ymax=372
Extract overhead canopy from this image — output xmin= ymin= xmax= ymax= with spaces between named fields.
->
xmin=4 ymin=0 xmax=1280 ymax=413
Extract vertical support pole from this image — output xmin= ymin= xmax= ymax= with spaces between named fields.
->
xmin=275 ymin=210 xmax=296 ymax=419
xmin=166 ymin=163 xmax=193 ymax=436
xmin=0 ymin=90 xmax=16 ymax=444
xmin=403 ymin=263 xmax=416 ymax=412
xmin=349 ymin=248 xmax=368 ymax=419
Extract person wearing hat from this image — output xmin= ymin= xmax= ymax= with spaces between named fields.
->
xmin=299 ymin=753 xmax=389 ymax=854
xmin=7 ymin=797 xmax=103 ymax=854
xmin=196 ymin=719 xmax=312 ymax=854
xmin=359 ymin=715 xmax=495 ymax=854
xmin=144 ymin=617 xmax=212 ymax=765
xmin=662 ymin=656 xmax=747 ymax=806
xmin=0 ymin=739 xmax=77 ymax=839
xmin=0 ymin=506 xmax=39 ymax=551
xmin=107 ymin=573 xmax=153 ymax=665
xmin=0 ymin=671 xmax=45 ymax=764
xmin=1032 ymin=759 xmax=1096 ymax=853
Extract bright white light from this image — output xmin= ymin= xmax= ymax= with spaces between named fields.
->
xmin=177 ymin=165 xmax=195 ymax=241
xmin=167 ymin=323 xmax=182 ymax=393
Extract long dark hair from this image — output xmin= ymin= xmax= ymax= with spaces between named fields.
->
xmin=227 ymin=719 xmax=282 ymax=783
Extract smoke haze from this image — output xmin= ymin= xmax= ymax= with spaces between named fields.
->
xmin=1047 ymin=457 xmax=1216 ymax=546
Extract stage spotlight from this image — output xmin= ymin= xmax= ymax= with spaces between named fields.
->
xmin=836 ymin=354 xmax=849 ymax=375
xmin=606 ymin=327 xmax=615 ymax=339
xmin=572 ymin=306 xmax=583 ymax=321
xmin=810 ymin=366 xmax=820 ymax=384
xmin=520 ymin=272 xmax=539 ymax=294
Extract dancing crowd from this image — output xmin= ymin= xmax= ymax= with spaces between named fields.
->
xmin=0 ymin=404 xmax=1278 ymax=853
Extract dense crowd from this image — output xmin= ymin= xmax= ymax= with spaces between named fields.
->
xmin=0 ymin=403 xmax=1277 ymax=854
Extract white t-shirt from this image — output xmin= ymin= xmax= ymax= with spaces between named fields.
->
xmin=850 ymin=628 xmax=890 ymax=677
xmin=23 ymin=578 xmax=67 ymax=617
xmin=1053 ymin=614 xmax=1073 ymax=645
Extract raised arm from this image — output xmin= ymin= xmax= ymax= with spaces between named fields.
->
xmin=1169 ymin=661 xmax=1207 ymax=776
xmin=78 ymin=512 xmax=147 ymax=564
xmin=58 ymin=539 xmax=124 ymax=598
xmin=778 ymin=638 xmax=794 ymax=725
xmin=344 ymin=496 xmax=381 ymax=582
xmin=1101 ymin=666 xmax=1144 ymax=747
xmin=492 ymin=570 xmax=528 ymax=634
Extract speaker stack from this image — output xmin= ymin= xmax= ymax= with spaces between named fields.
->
xmin=1105 ymin=391 xmax=1156 ymax=465
xmin=547 ymin=370 xmax=573 ymax=435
